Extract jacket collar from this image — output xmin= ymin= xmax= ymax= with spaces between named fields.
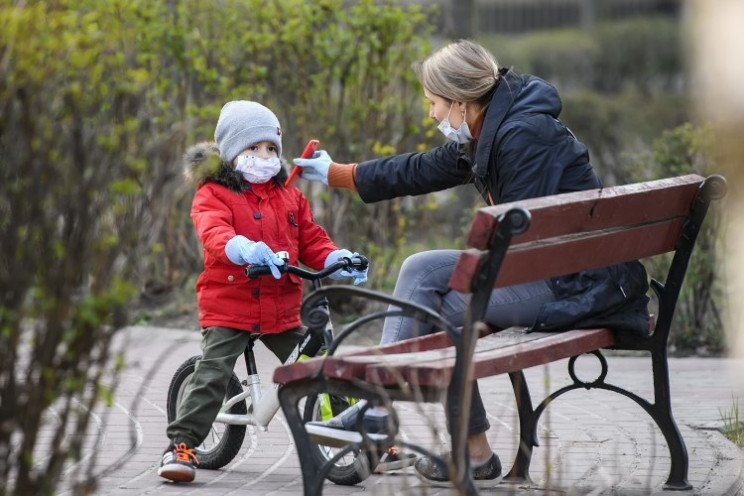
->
xmin=244 ymin=179 xmax=277 ymax=197
xmin=473 ymin=69 xmax=524 ymax=177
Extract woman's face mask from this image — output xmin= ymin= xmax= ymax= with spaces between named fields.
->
xmin=235 ymin=155 xmax=281 ymax=183
xmin=437 ymin=102 xmax=473 ymax=144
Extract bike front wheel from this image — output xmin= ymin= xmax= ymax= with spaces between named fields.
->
xmin=166 ymin=355 xmax=247 ymax=469
xmin=302 ymin=395 xmax=376 ymax=485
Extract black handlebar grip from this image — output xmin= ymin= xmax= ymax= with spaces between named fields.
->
xmin=245 ymin=264 xmax=276 ymax=279
xmin=351 ymin=255 xmax=369 ymax=271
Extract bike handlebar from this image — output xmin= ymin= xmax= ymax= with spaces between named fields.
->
xmin=244 ymin=255 xmax=369 ymax=280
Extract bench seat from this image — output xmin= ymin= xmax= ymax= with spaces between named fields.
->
xmin=274 ymin=327 xmax=616 ymax=388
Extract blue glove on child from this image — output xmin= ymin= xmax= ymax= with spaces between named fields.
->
xmin=225 ymin=235 xmax=284 ymax=279
xmin=324 ymin=249 xmax=368 ymax=286
xmin=293 ymin=150 xmax=332 ymax=185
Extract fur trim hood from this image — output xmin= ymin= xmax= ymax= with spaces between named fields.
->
xmin=183 ymin=141 xmax=289 ymax=192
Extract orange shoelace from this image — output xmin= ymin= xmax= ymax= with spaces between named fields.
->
xmin=387 ymin=446 xmax=399 ymax=456
xmin=174 ymin=442 xmax=199 ymax=465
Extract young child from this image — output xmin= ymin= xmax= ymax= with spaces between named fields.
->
xmin=158 ymin=101 xmax=367 ymax=483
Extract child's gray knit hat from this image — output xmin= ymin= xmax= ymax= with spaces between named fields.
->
xmin=214 ymin=101 xmax=282 ymax=163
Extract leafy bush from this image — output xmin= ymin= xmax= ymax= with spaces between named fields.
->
xmin=136 ymin=0 xmax=437 ymax=292
xmin=561 ymin=88 xmax=691 ymax=185
xmin=0 ymin=0 xmax=435 ymax=493
xmin=628 ymin=123 xmax=727 ymax=353
xmin=590 ymin=16 xmax=683 ymax=94
xmin=485 ymin=30 xmax=601 ymax=91
xmin=1 ymin=1 xmax=149 ymax=492
xmin=483 ymin=17 xmax=683 ymax=95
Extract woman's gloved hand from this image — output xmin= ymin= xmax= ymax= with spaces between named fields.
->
xmin=293 ymin=150 xmax=332 ymax=185
xmin=324 ymin=249 xmax=368 ymax=286
xmin=225 ymin=235 xmax=284 ymax=279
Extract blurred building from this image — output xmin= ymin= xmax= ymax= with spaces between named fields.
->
xmin=411 ymin=0 xmax=682 ymax=37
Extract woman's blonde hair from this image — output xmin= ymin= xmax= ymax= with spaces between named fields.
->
xmin=414 ymin=39 xmax=500 ymax=104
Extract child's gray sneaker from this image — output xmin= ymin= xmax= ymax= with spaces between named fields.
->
xmin=158 ymin=442 xmax=198 ymax=482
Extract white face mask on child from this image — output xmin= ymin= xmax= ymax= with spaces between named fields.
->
xmin=235 ymin=155 xmax=281 ymax=184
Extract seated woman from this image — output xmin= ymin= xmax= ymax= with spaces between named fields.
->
xmin=296 ymin=40 xmax=649 ymax=485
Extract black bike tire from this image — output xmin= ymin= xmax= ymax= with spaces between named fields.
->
xmin=301 ymin=395 xmax=375 ymax=486
xmin=166 ymin=355 xmax=247 ymax=470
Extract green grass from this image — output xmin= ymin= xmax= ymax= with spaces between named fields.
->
xmin=719 ymin=397 xmax=744 ymax=448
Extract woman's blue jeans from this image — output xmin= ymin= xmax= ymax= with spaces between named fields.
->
xmin=381 ymin=250 xmax=555 ymax=436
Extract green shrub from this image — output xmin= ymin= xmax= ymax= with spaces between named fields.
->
xmin=1 ymin=1 xmax=151 ymax=492
xmin=482 ymin=17 xmax=683 ymax=95
xmin=0 ymin=0 xmax=436 ymax=493
xmin=485 ymin=30 xmax=600 ymax=90
xmin=629 ymin=123 xmax=727 ymax=353
xmin=561 ymin=89 xmax=691 ymax=185
xmin=590 ymin=17 xmax=683 ymax=94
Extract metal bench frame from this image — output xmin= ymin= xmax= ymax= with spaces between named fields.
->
xmin=275 ymin=174 xmax=727 ymax=495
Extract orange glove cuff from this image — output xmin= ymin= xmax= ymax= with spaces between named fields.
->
xmin=327 ymin=162 xmax=358 ymax=191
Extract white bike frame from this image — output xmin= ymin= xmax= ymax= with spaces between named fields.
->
xmin=206 ymin=255 xmax=375 ymax=448
xmin=209 ymin=320 xmax=378 ymax=448
xmin=213 ymin=328 xmax=324 ymax=430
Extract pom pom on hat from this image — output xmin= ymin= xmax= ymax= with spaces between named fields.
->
xmin=214 ymin=101 xmax=282 ymax=163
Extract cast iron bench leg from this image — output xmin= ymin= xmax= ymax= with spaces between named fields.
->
xmin=277 ymin=379 xmax=328 ymax=496
xmin=506 ymin=370 xmax=536 ymax=484
xmin=651 ymin=350 xmax=691 ymax=490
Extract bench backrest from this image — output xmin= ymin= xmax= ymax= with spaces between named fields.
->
xmin=272 ymin=175 xmax=724 ymax=388
xmin=451 ymin=174 xmax=712 ymax=290
xmin=449 ymin=173 xmax=726 ymax=345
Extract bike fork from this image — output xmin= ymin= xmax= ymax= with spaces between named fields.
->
xmin=243 ymin=339 xmax=263 ymax=404
xmin=234 ymin=338 xmax=276 ymax=430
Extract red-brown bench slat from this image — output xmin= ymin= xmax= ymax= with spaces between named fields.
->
xmin=450 ymin=217 xmax=685 ymax=292
xmin=274 ymin=327 xmax=616 ymax=387
xmin=274 ymin=358 xmax=327 ymax=384
xmin=366 ymin=328 xmax=616 ymax=387
xmin=274 ymin=343 xmax=460 ymax=384
xmin=346 ymin=329 xmax=455 ymax=356
xmin=466 ymin=174 xmax=702 ymax=250
xmin=273 ymin=330 xmax=460 ymax=384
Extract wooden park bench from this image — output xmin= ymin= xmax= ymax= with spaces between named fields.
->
xmin=273 ymin=174 xmax=727 ymax=495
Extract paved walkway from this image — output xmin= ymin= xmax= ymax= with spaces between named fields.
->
xmin=56 ymin=326 xmax=744 ymax=495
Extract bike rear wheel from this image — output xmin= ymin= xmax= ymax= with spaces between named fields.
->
xmin=166 ymin=355 xmax=247 ymax=469
xmin=302 ymin=395 xmax=375 ymax=485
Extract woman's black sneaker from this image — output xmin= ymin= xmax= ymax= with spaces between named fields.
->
xmin=414 ymin=452 xmax=502 ymax=487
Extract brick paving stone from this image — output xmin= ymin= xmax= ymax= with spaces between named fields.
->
xmin=47 ymin=326 xmax=744 ymax=496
